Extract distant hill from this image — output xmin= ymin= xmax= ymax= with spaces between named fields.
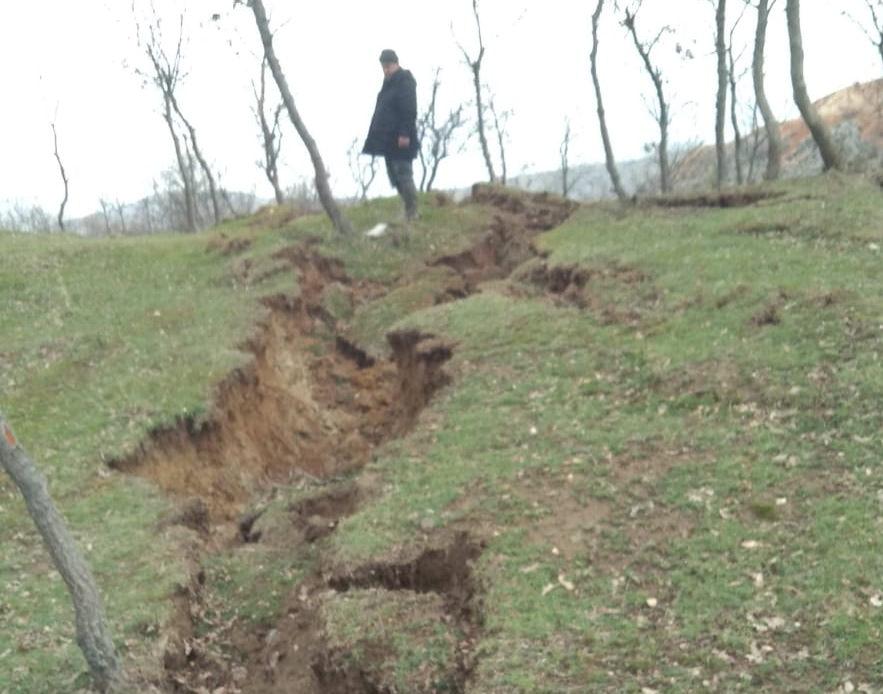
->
xmin=513 ymin=78 xmax=883 ymax=200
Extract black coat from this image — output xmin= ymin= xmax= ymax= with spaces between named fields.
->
xmin=363 ymin=68 xmax=418 ymax=160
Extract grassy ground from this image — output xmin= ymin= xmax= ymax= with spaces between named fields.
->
xmin=2 ymin=175 xmax=883 ymax=692
xmin=324 ymin=175 xmax=883 ymax=691
xmin=0 ymin=196 xmax=491 ymax=692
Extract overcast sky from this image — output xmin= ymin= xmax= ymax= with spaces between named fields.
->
xmin=0 ymin=0 xmax=880 ymax=218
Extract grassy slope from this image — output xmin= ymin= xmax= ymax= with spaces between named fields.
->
xmin=327 ymin=175 xmax=883 ymax=691
xmin=0 ymin=197 xmax=491 ymax=692
xmin=2 ymin=175 xmax=883 ymax=692
xmin=0 ymin=229 xmax=273 ymax=691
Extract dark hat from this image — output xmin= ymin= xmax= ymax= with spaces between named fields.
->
xmin=379 ymin=49 xmax=399 ymax=64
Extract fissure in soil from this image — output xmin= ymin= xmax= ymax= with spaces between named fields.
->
xmin=120 ymin=187 xmax=577 ymax=693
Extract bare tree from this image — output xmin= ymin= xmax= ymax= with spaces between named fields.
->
xmin=786 ymin=0 xmax=844 ymax=171
xmin=590 ymin=0 xmax=628 ymax=201
xmin=458 ymin=0 xmax=497 ymax=183
xmin=0 ymin=415 xmax=126 ymax=692
xmin=168 ymin=91 xmax=221 ymax=226
xmin=244 ymin=0 xmax=353 ymax=234
xmin=624 ymin=3 xmax=673 ymax=192
xmin=3 ymin=203 xmax=52 ymax=233
xmin=99 ymin=199 xmax=113 ymax=235
xmin=135 ymin=7 xmax=197 ymax=232
xmin=136 ymin=8 xmax=220 ymax=226
xmin=50 ymin=121 xmax=69 ymax=231
xmin=714 ymin=0 xmax=729 ymax=188
xmin=488 ymin=98 xmax=510 ymax=185
xmin=140 ymin=197 xmax=154 ymax=233
xmin=114 ymin=200 xmax=127 ymax=234
xmin=753 ymin=0 xmax=783 ymax=180
xmin=417 ymin=69 xmax=468 ymax=192
xmin=348 ymin=138 xmax=378 ymax=201
xmin=163 ymin=94 xmax=196 ymax=231
xmin=252 ymin=56 xmax=285 ymax=205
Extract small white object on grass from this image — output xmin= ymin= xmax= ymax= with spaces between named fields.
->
xmin=365 ymin=223 xmax=389 ymax=238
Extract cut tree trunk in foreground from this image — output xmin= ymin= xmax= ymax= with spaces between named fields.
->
xmin=249 ymin=0 xmax=353 ymax=235
xmin=0 ymin=415 xmax=126 ymax=693
xmin=786 ymin=0 xmax=843 ymax=171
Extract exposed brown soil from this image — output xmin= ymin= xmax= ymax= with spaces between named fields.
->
xmin=120 ymin=187 xmax=578 ymax=693
xmin=521 ymin=263 xmax=590 ymax=307
xmin=429 ymin=184 xmax=577 ymax=296
xmin=176 ymin=533 xmax=484 ymax=694
xmin=288 ymin=482 xmax=362 ymax=545
xmin=750 ymin=302 xmax=782 ymax=327
xmin=206 ymin=233 xmax=253 ymax=256
xmin=328 ymin=532 xmax=483 ymax=621
xmin=320 ymin=533 xmax=484 ymax=694
xmin=111 ymin=244 xmax=452 ymax=523
xmin=519 ymin=259 xmax=650 ymax=316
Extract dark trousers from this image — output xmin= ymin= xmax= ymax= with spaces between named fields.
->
xmin=385 ymin=158 xmax=418 ymax=220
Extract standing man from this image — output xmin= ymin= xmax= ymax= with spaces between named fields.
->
xmin=363 ymin=49 xmax=419 ymax=221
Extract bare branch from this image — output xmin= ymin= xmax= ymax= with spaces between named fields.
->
xmin=252 ymin=55 xmax=285 ymax=204
xmin=623 ymin=5 xmax=672 ymax=192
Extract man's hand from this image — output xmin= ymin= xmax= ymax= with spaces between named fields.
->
xmin=398 ymin=135 xmax=410 ymax=149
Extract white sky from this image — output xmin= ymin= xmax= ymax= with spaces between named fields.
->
xmin=0 ymin=0 xmax=880 ymax=218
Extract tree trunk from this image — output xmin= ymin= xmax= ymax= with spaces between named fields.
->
xmin=471 ymin=60 xmax=497 ymax=183
xmin=51 ymin=123 xmax=69 ymax=231
xmin=99 ymin=200 xmax=112 ymax=235
xmin=489 ymin=100 xmax=508 ymax=185
xmin=0 ymin=416 xmax=126 ymax=693
xmin=143 ymin=198 xmax=154 ymax=234
xmin=560 ymin=120 xmax=571 ymax=197
xmin=115 ymin=202 xmax=127 ymax=235
xmin=590 ymin=0 xmax=628 ymax=201
xmin=249 ymin=0 xmax=352 ymax=234
xmin=714 ymin=0 xmax=728 ymax=188
xmin=625 ymin=9 xmax=671 ymax=193
xmin=255 ymin=59 xmax=286 ymax=205
xmin=753 ymin=0 xmax=783 ymax=180
xmin=461 ymin=0 xmax=497 ymax=184
xmin=785 ymin=0 xmax=843 ymax=171
xmin=727 ymin=43 xmax=744 ymax=185
xmin=163 ymin=95 xmax=196 ymax=232
xmin=168 ymin=95 xmax=221 ymax=226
